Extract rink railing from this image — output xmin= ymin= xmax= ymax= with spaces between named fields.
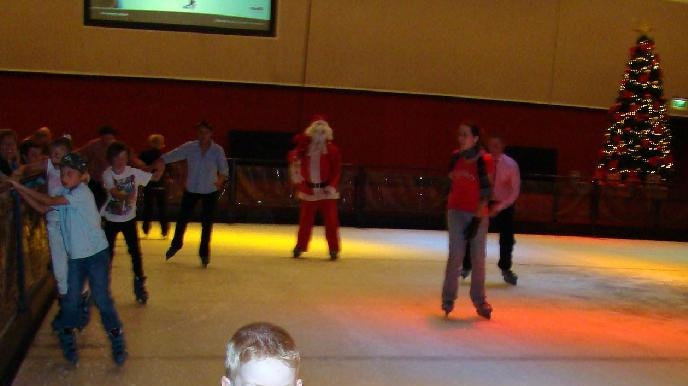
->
xmin=157 ymin=158 xmax=688 ymax=241
xmin=0 ymin=175 xmax=53 ymax=385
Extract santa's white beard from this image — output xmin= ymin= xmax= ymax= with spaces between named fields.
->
xmin=308 ymin=137 xmax=327 ymax=156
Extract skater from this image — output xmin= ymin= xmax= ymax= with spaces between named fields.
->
xmin=288 ymin=116 xmax=342 ymax=260
xmin=461 ymin=134 xmax=521 ymax=285
xmin=0 ymin=129 xmax=19 ymax=178
xmin=16 ymin=136 xmax=92 ymax=331
xmin=156 ymin=121 xmax=229 ymax=267
xmin=222 ymin=322 xmax=303 ymax=386
xmin=441 ymin=123 xmax=495 ymax=319
xmin=139 ymin=134 xmax=169 ymax=238
xmin=6 ymin=153 xmax=127 ymax=365
xmin=101 ymin=141 xmax=162 ymax=304
xmin=77 ymin=125 xmax=118 ymax=209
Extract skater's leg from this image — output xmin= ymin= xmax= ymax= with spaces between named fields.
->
xmin=469 ymin=217 xmax=489 ymax=307
xmin=86 ymin=249 xmax=123 ymax=332
xmin=104 ymin=220 xmax=120 ymax=264
xmin=141 ymin=185 xmax=154 ymax=235
xmin=198 ymin=191 xmax=219 ymax=260
xmin=157 ymin=188 xmax=169 ymax=237
xmin=462 ymin=242 xmax=472 ymax=272
xmin=322 ymin=199 xmax=340 ymax=254
xmin=47 ymin=221 xmax=69 ymax=296
xmin=441 ymin=210 xmax=470 ymax=308
xmin=497 ymin=205 xmax=516 ymax=271
xmin=121 ymin=219 xmax=144 ymax=278
xmin=170 ymin=190 xmax=198 ymax=251
xmin=62 ymin=258 xmax=88 ymax=329
xmin=296 ymin=200 xmax=317 ymax=251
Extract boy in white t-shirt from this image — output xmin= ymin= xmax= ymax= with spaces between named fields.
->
xmin=101 ymin=141 xmax=162 ymax=304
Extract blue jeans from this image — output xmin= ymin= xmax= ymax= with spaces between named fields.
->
xmin=62 ymin=248 xmax=122 ymax=331
xmin=442 ymin=210 xmax=489 ymax=307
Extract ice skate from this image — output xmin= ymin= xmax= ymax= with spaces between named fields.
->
xmin=58 ymin=328 xmax=78 ymax=364
xmin=108 ymin=328 xmax=128 ymax=365
xmin=476 ymin=302 xmax=493 ymax=320
xmin=460 ymin=269 xmax=470 ymax=279
xmin=134 ymin=276 xmax=149 ymax=304
xmin=502 ymin=269 xmax=518 ymax=286
xmin=165 ymin=245 xmax=180 ymax=260
xmin=329 ymin=250 xmax=339 ymax=261
xmin=441 ymin=300 xmax=454 ymax=317
xmin=292 ymin=247 xmax=302 ymax=259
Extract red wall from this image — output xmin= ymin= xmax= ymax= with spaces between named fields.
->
xmin=1 ymin=72 xmax=608 ymax=175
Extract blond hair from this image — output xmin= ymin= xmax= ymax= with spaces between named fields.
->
xmin=225 ymin=322 xmax=300 ymax=381
xmin=147 ymin=134 xmax=165 ymax=149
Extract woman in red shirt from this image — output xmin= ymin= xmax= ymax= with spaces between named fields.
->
xmin=441 ymin=123 xmax=494 ymax=319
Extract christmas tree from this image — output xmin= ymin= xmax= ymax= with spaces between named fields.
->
xmin=596 ymin=34 xmax=673 ymax=183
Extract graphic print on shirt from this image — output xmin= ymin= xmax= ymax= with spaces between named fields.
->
xmin=105 ymin=175 xmax=136 ymax=216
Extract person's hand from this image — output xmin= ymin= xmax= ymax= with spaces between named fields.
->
xmin=324 ymin=186 xmax=336 ymax=195
xmin=214 ymin=180 xmax=226 ymax=190
xmin=463 ymin=217 xmax=481 ymax=240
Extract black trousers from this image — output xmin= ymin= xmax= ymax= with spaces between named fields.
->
xmin=463 ymin=204 xmax=516 ymax=271
xmin=141 ymin=185 xmax=168 ymax=236
xmin=170 ymin=190 xmax=219 ymax=258
xmin=104 ymin=218 xmax=144 ymax=278
xmin=88 ymin=179 xmax=107 ymax=211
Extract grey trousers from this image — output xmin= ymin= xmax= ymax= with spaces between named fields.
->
xmin=442 ymin=210 xmax=489 ymax=307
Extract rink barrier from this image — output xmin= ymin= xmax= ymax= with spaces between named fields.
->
xmin=0 ymin=175 xmax=54 ymax=386
xmin=149 ymin=159 xmax=687 ymax=241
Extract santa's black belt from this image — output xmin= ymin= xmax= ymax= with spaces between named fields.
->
xmin=307 ymin=181 xmax=329 ymax=188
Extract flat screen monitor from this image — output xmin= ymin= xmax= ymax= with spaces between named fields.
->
xmin=85 ymin=0 xmax=275 ymax=36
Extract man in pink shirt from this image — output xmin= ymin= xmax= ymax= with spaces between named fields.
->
xmin=462 ymin=135 xmax=521 ymax=285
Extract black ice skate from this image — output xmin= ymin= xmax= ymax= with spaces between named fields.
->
xmin=329 ymin=250 xmax=339 ymax=261
xmin=502 ymin=270 xmax=518 ymax=286
xmin=108 ymin=328 xmax=128 ymax=365
xmin=58 ymin=328 xmax=78 ymax=364
xmin=292 ymin=247 xmax=302 ymax=259
xmin=134 ymin=276 xmax=149 ymax=304
xmin=441 ymin=300 xmax=454 ymax=317
xmin=476 ymin=302 xmax=493 ymax=320
xmin=460 ymin=269 xmax=471 ymax=280
xmin=165 ymin=246 xmax=180 ymax=260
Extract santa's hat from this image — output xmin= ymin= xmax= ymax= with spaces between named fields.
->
xmin=305 ymin=114 xmax=333 ymax=140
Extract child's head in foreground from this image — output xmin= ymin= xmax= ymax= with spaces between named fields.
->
xmin=222 ymin=322 xmax=302 ymax=386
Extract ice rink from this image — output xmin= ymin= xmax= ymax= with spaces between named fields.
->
xmin=12 ymin=223 xmax=688 ymax=386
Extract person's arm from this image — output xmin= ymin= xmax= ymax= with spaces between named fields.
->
xmin=151 ymin=164 xmax=164 ymax=182
xmin=160 ymin=142 xmax=190 ymax=164
xmin=7 ymin=179 xmax=69 ymax=208
xmin=13 ymin=159 xmax=47 ymax=178
xmin=214 ymin=146 xmax=229 ymax=189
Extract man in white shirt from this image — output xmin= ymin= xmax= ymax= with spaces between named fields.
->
xmin=462 ymin=135 xmax=521 ymax=285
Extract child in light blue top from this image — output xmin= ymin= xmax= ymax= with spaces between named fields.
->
xmin=7 ymin=153 xmax=126 ymax=365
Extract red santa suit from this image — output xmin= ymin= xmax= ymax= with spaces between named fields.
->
xmin=288 ymin=119 xmax=342 ymax=259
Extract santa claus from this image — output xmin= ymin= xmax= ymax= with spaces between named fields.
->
xmin=288 ymin=116 xmax=342 ymax=260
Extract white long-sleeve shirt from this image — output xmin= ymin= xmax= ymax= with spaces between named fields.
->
xmin=492 ymin=153 xmax=520 ymax=211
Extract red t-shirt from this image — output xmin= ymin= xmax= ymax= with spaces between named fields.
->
xmin=447 ymin=150 xmax=494 ymax=214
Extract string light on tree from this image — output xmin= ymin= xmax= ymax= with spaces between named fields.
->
xmin=596 ymin=28 xmax=674 ymax=183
